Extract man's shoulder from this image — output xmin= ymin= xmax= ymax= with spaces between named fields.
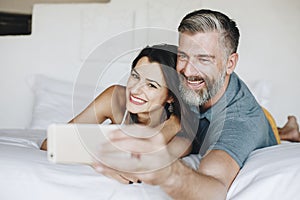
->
xmin=226 ymin=73 xmax=258 ymax=108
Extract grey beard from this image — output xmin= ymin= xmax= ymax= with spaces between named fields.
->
xmin=179 ymin=69 xmax=227 ymax=106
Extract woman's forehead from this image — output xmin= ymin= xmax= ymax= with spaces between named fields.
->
xmin=134 ymin=57 xmax=167 ymax=85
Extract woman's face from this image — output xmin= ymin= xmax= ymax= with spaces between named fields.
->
xmin=126 ymin=56 xmax=171 ymax=115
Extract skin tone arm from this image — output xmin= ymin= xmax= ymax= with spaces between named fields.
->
xmin=158 ymin=150 xmax=240 ymax=200
xmin=137 ymin=107 xmax=239 ymax=199
xmin=94 ymin=119 xmax=239 ymax=200
xmin=40 ymin=85 xmax=123 ymax=150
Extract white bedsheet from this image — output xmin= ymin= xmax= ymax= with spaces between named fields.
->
xmin=0 ymin=129 xmax=171 ymax=200
xmin=1 ymin=129 xmax=300 ymax=200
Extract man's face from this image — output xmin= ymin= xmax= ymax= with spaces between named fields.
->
xmin=177 ymin=31 xmax=227 ymax=106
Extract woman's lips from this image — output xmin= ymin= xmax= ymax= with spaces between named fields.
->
xmin=129 ymin=95 xmax=147 ymax=105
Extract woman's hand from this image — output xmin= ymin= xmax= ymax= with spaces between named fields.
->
xmin=92 ymin=162 xmax=141 ymax=184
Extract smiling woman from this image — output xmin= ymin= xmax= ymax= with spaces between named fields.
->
xmin=125 ymin=57 xmax=172 ymax=126
xmin=70 ymin=44 xmax=180 ymax=127
xmin=40 ymin=44 xmax=194 ymax=161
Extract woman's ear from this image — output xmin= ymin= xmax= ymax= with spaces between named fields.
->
xmin=166 ymin=96 xmax=174 ymax=104
xmin=226 ymin=53 xmax=239 ymax=75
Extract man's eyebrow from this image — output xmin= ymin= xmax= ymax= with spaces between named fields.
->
xmin=177 ymin=50 xmax=187 ymax=55
xmin=178 ymin=50 xmax=215 ymax=59
xmin=196 ymin=54 xmax=215 ymax=59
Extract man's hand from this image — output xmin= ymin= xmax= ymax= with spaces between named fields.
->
xmin=93 ymin=124 xmax=188 ymax=173
xmin=91 ymin=125 xmax=240 ymax=200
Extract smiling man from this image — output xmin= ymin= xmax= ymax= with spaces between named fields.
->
xmin=94 ymin=9 xmax=278 ymax=199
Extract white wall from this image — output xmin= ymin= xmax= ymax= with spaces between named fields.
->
xmin=0 ymin=0 xmax=299 ymax=128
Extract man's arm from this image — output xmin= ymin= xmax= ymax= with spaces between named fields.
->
xmin=94 ymin=121 xmax=240 ymax=199
xmin=160 ymin=150 xmax=240 ymax=200
xmin=155 ymin=117 xmax=240 ymax=199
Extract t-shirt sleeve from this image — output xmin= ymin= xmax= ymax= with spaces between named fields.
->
xmin=206 ymin=115 xmax=271 ymax=168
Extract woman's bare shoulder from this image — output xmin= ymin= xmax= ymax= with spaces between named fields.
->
xmin=110 ymin=85 xmax=126 ymax=106
xmin=98 ymin=85 xmax=126 ymax=98
xmin=101 ymin=85 xmax=126 ymax=123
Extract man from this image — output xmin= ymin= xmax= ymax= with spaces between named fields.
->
xmin=94 ymin=9 xmax=278 ymax=199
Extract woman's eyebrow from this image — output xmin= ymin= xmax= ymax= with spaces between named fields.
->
xmin=145 ymin=78 xmax=162 ymax=87
xmin=133 ymin=68 xmax=162 ymax=87
xmin=132 ymin=69 xmax=140 ymax=75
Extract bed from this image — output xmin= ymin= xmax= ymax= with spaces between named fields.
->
xmin=0 ymin=74 xmax=299 ymax=200
xmin=1 ymin=2 xmax=300 ymax=199
xmin=1 ymin=128 xmax=300 ymax=200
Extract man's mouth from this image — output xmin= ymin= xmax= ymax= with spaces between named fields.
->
xmin=130 ymin=95 xmax=147 ymax=105
xmin=185 ymin=76 xmax=205 ymax=89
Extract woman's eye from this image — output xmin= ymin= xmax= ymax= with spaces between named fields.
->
xmin=147 ymin=83 xmax=157 ymax=89
xmin=131 ymin=73 xmax=139 ymax=79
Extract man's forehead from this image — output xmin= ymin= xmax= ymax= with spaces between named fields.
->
xmin=178 ymin=32 xmax=220 ymax=55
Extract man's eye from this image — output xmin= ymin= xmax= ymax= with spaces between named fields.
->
xmin=178 ymin=54 xmax=188 ymax=60
xmin=198 ymin=58 xmax=211 ymax=64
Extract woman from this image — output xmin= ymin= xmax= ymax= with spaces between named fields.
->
xmin=41 ymin=44 xmax=194 ymax=156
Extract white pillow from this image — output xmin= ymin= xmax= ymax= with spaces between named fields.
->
xmin=227 ymin=142 xmax=300 ymax=199
xmin=28 ymin=74 xmax=105 ymax=129
xmin=246 ymin=80 xmax=271 ymax=108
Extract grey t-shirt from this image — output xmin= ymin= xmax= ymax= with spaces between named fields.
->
xmin=190 ymin=72 xmax=277 ymax=167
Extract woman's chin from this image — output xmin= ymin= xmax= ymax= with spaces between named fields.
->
xmin=126 ymin=106 xmax=145 ymax=114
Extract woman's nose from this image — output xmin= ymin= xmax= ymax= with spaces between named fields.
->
xmin=130 ymin=81 xmax=145 ymax=94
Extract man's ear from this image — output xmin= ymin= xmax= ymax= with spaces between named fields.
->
xmin=226 ymin=53 xmax=239 ymax=75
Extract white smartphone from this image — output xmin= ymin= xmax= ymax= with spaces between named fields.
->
xmin=47 ymin=123 xmax=119 ymax=165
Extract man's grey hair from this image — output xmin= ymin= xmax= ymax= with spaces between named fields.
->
xmin=178 ymin=9 xmax=240 ymax=58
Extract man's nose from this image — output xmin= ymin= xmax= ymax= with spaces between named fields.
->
xmin=178 ymin=60 xmax=200 ymax=77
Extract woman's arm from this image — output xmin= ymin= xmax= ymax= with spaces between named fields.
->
xmin=170 ymin=136 xmax=192 ymax=157
xmin=40 ymin=85 xmax=125 ymax=150
xmin=159 ymin=115 xmax=192 ymax=157
xmin=69 ymin=85 xmax=119 ymax=124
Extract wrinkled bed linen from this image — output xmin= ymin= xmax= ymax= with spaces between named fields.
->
xmin=1 ymin=129 xmax=300 ymax=200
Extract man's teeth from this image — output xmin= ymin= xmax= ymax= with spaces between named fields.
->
xmin=131 ymin=96 xmax=145 ymax=103
xmin=187 ymin=79 xmax=204 ymax=84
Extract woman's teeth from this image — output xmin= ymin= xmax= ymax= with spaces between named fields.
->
xmin=131 ymin=95 xmax=146 ymax=103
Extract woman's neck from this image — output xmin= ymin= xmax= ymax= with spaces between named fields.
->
xmin=135 ymin=108 xmax=167 ymax=127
